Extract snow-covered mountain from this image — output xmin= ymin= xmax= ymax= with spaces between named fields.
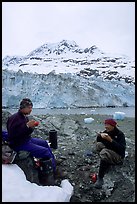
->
xmin=2 ymin=40 xmax=135 ymax=108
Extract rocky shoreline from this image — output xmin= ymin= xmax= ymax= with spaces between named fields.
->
xmin=2 ymin=110 xmax=135 ymax=202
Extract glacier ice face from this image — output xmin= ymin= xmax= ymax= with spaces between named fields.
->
xmin=2 ymin=69 xmax=135 ymax=108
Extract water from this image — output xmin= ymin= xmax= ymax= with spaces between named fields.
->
xmin=5 ymin=106 xmax=135 ymax=118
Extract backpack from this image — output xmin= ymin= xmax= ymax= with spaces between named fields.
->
xmin=2 ymin=130 xmax=9 ymax=142
xmin=2 ymin=131 xmax=17 ymax=164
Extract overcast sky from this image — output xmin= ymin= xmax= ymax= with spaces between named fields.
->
xmin=2 ymin=2 xmax=135 ymax=59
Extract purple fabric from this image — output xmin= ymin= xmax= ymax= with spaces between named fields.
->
xmin=14 ymin=137 xmax=56 ymax=171
xmin=7 ymin=110 xmax=33 ymax=147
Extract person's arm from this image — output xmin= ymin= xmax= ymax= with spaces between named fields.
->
xmin=96 ymin=132 xmax=108 ymax=143
xmin=109 ymin=132 xmax=126 ymax=156
xmin=100 ymin=130 xmax=126 ymax=157
xmin=7 ymin=115 xmax=34 ymax=142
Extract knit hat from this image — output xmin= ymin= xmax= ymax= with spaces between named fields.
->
xmin=20 ymin=98 xmax=33 ymax=109
xmin=104 ymin=118 xmax=117 ymax=127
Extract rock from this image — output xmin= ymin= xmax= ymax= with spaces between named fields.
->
xmin=13 ymin=151 xmax=40 ymax=185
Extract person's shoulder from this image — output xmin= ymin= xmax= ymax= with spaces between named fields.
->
xmin=117 ymin=128 xmax=125 ymax=136
xmin=9 ymin=111 xmax=20 ymax=119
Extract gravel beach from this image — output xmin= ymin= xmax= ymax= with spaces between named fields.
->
xmin=2 ymin=110 xmax=135 ymax=202
xmin=30 ymin=113 xmax=135 ymax=202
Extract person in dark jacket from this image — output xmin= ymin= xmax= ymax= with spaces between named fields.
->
xmin=6 ymin=98 xmax=56 ymax=174
xmin=94 ymin=118 xmax=126 ymax=189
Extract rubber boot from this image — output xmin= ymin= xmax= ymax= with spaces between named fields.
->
xmin=38 ymin=158 xmax=55 ymax=186
xmin=94 ymin=176 xmax=104 ymax=189
xmin=94 ymin=159 xmax=109 ymax=189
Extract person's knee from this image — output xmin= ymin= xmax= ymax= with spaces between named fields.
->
xmin=96 ymin=142 xmax=105 ymax=152
xmin=100 ymin=149 xmax=110 ymax=162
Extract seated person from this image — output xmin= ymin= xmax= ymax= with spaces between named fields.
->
xmin=6 ymin=98 xmax=56 ymax=176
xmin=94 ymin=118 xmax=126 ymax=189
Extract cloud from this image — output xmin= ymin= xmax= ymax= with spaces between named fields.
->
xmin=2 ymin=2 xmax=135 ymax=59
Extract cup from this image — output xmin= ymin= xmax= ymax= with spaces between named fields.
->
xmin=34 ymin=121 xmax=39 ymax=126
xmin=90 ymin=173 xmax=97 ymax=183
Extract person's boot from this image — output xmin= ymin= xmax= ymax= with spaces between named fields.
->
xmin=94 ymin=176 xmax=104 ymax=189
xmin=94 ymin=159 xmax=109 ymax=189
xmin=54 ymin=166 xmax=67 ymax=179
xmin=38 ymin=158 xmax=55 ymax=186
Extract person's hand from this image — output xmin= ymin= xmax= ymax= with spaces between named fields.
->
xmin=100 ymin=133 xmax=112 ymax=142
xmin=95 ymin=131 xmax=101 ymax=137
xmin=27 ymin=120 xmax=38 ymax=128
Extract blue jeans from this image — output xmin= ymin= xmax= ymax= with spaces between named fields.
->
xmin=14 ymin=137 xmax=56 ymax=172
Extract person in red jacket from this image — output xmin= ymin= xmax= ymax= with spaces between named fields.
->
xmin=94 ymin=118 xmax=126 ymax=189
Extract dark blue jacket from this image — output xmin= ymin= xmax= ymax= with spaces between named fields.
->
xmin=97 ymin=127 xmax=126 ymax=158
xmin=7 ymin=110 xmax=33 ymax=148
